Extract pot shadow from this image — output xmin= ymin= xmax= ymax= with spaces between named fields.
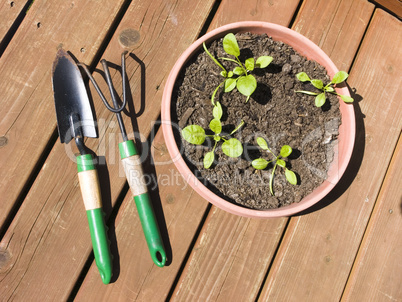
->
xmin=296 ymin=86 xmax=365 ymax=216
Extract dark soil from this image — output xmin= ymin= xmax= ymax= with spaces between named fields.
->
xmin=172 ymin=32 xmax=341 ymax=209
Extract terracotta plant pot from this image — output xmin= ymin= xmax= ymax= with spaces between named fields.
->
xmin=161 ymin=22 xmax=355 ymax=218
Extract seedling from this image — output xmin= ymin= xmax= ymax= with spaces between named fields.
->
xmin=252 ymin=137 xmax=297 ymax=195
xmin=182 ymin=117 xmax=244 ymax=169
xmin=203 ymin=33 xmax=273 ymax=103
xmin=295 ymin=71 xmax=354 ymax=107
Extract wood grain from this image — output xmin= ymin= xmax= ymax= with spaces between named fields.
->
xmin=0 ymin=0 xmax=126 ymax=229
xmin=292 ymin=0 xmax=374 ymax=71
xmin=0 ymin=0 xmax=215 ymax=300
xmin=259 ymin=8 xmax=401 ymax=302
xmin=372 ymin=0 xmax=402 ymax=17
xmin=342 ymin=136 xmax=402 ymax=302
xmin=172 ymin=209 xmax=287 ymax=301
xmin=209 ymin=0 xmax=301 ymax=28
xmin=78 ymin=170 xmax=102 ymax=210
xmin=0 ymin=0 xmax=27 ymax=44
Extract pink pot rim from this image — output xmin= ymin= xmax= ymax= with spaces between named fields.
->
xmin=161 ymin=21 xmax=355 ymax=218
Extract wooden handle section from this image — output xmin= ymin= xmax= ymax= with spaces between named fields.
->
xmin=121 ymin=155 xmax=148 ymax=197
xmin=78 ymin=169 xmax=103 ymax=210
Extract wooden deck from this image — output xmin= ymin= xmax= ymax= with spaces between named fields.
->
xmin=0 ymin=0 xmax=401 ymax=301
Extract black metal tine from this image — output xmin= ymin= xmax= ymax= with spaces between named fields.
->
xmin=78 ymin=53 xmax=131 ymax=141
xmin=77 ymin=63 xmax=125 ymax=114
xmin=100 ymin=59 xmax=128 ymax=141
xmin=122 ymin=52 xmax=127 ymax=115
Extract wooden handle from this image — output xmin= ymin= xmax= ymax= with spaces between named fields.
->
xmin=78 ymin=169 xmax=102 ymax=210
xmin=121 ymin=155 xmax=148 ymax=196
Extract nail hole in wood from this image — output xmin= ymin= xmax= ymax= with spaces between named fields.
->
xmin=0 ymin=136 xmax=8 ymax=147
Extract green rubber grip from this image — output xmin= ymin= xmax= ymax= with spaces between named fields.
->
xmin=119 ymin=140 xmax=166 ymax=267
xmin=87 ymin=208 xmax=113 ymax=284
xmin=77 ymin=154 xmax=113 ymax=284
xmin=135 ymin=193 xmax=166 ymax=267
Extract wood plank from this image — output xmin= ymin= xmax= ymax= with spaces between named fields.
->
xmin=171 ymin=0 xmax=374 ymax=300
xmin=292 ymin=0 xmax=374 ymax=71
xmin=372 ymin=0 xmax=402 ymax=17
xmin=0 ymin=0 xmax=216 ymax=300
xmin=0 ymin=0 xmax=126 ymax=229
xmin=342 ymin=136 xmax=402 ymax=302
xmin=0 ymin=0 xmax=27 ymax=43
xmin=259 ymin=8 xmax=401 ymax=301
xmin=209 ymin=0 xmax=301 ymax=27
xmin=78 ymin=0 xmax=301 ymax=300
xmin=172 ymin=209 xmax=287 ymax=301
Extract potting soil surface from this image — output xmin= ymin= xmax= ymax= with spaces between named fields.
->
xmin=173 ymin=32 xmax=341 ymax=209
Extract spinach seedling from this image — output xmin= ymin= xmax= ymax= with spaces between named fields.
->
xmin=252 ymin=137 xmax=297 ymax=195
xmin=295 ymin=71 xmax=354 ymax=107
xmin=203 ymin=33 xmax=273 ymax=103
xmin=182 ymin=118 xmax=244 ymax=169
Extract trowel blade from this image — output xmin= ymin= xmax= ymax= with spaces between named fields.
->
xmin=52 ymin=49 xmax=96 ymax=143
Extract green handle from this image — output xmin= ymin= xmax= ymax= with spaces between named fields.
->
xmin=135 ymin=193 xmax=166 ymax=267
xmin=77 ymin=154 xmax=113 ymax=284
xmin=119 ymin=140 xmax=166 ymax=267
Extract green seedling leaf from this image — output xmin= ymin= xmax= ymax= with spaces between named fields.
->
xmin=256 ymin=137 xmax=269 ymax=150
xmin=211 ymin=82 xmax=224 ymax=106
xmin=280 ymin=145 xmax=292 ymax=158
xmin=296 ymin=72 xmax=311 ymax=82
xmin=340 ymin=94 xmax=354 ymax=103
xmin=209 ymin=118 xmax=222 ymax=134
xmin=224 ymin=78 xmax=237 ymax=92
xmin=295 ymin=90 xmax=320 ymax=96
xmin=245 ymin=58 xmax=254 ymax=71
xmin=203 ymin=42 xmax=226 ymax=73
xmin=326 ymin=86 xmax=335 ymax=92
xmin=222 ymin=138 xmax=243 ymax=158
xmin=220 ymin=71 xmax=227 ymax=77
xmin=311 ymin=79 xmax=324 ymax=90
xmin=182 ymin=125 xmax=205 ymax=145
xmin=276 ymin=159 xmax=286 ymax=168
xmin=331 ymin=71 xmax=348 ymax=84
xmin=213 ymin=102 xmax=223 ymax=120
xmin=233 ymin=66 xmax=244 ymax=75
xmin=252 ymin=158 xmax=269 ymax=170
xmin=230 ymin=120 xmax=244 ymax=135
xmin=228 ymin=71 xmax=233 ymax=78
xmin=223 ymin=33 xmax=240 ymax=57
xmin=256 ymin=56 xmax=273 ymax=68
xmin=204 ymin=151 xmax=215 ymax=169
xmin=315 ymin=92 xmax=326 ymax=107
xmin=237 ymin=74 xmax=257 ymax=97
xmin=285 ymin=169 xmax=297 ymax=185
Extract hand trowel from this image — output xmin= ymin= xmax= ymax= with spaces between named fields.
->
xmin=52 ymin=49 xmax=113 ymax=284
